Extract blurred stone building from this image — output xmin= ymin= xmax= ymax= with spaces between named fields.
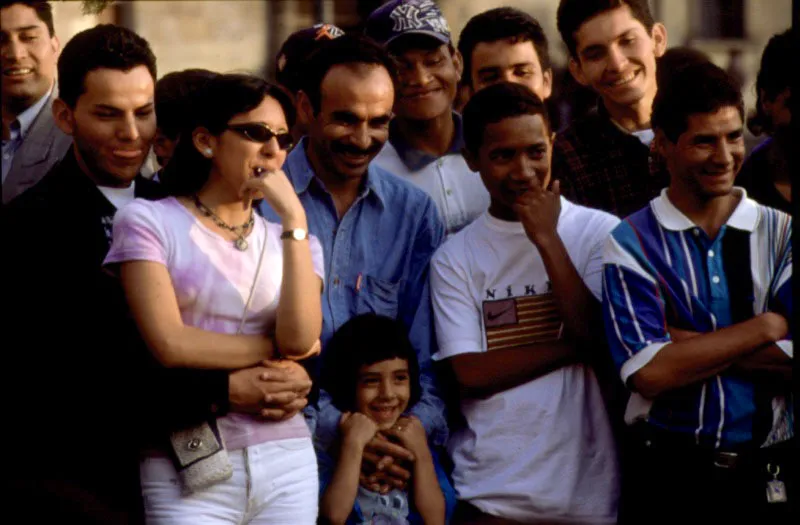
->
xmin=53 ymin=0 xmax=790 ymax=139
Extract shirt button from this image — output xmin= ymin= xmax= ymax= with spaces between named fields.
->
xmin=708 ymin=250 xmax=715 ymax=258
xmin=333 ymin=277 xmax=340 ymax=286
xmin=693 ymin=229 xmax=700 ymax=236
xmin=712 ymin=276 xmax=720 ymax=284
xmin=187 ymin=438 xmax=202 ymax=450
xmin=446 ymin=189 xmax=453 ymax=196
xmin=437 ymin=159 xmax=443 ymax=167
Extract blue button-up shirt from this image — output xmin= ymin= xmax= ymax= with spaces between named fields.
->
xmin=602 ymin=189 xmax=793 ymax=449
xmin=259 ymin=139 xmax=448 ymax=447
xmin=2 ymin=88 xmax=51 ymax=183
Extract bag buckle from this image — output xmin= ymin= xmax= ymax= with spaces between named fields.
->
xmin=713 ymin=451 xmax=740 ymax=469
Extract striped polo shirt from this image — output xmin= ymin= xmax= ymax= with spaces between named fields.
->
xmin=602 ymin=188 xmax=792 ymax=449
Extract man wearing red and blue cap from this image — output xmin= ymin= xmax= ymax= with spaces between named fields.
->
xmin=366 ymin=0 xmax=489 ymax=238
xmin=275 ymin=23 xmax=344 ymax=142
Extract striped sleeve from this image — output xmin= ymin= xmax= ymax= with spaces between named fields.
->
xmin=602 ymin=222 xmax=671 ymax=385
xmin=770 ymin=212 xmax=792 ymax=357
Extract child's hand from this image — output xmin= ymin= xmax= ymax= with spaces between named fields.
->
xmin=340 ymin=412 xmax=379 ymax=450
xmin=383 ymin=416 xmax=429 ymax=458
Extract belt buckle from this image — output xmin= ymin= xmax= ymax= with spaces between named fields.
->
xmin=713 ymin=451 xmax=739 ymax=469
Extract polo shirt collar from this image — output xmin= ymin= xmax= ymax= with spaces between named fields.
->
xmin=652 ymin=187 xmax=759 ymax=232
xmin=388 ymin=111 xmax=465 ymax=171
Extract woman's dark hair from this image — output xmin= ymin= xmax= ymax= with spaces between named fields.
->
xmin=652 ymin=61 xmax=743 ymax=144
xmin=747 ymin=28 xmax=792 ymax=136
xmin=463 ymin=82 xmax=551 ymax=155
xmin=320 ymin=313 xmax=422 ymax=414
xmin=161 ymin=74 xmax=295 ymax=197
xmin=457 ymin=7 xmax=551 ymax=87
xmin=57 ymin=24 xmax=156 ymax=108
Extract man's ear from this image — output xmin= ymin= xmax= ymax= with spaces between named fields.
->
xmin=296 ymin=90 xmax=315 ymax=126
xmin=52 ymin=98 xmax=75 ymax=136
xmin=654 ymin=128 xmax=671 ymax=158
xmin=452 ymin=48 xmax=464 ymax=82
xmin=651 ymin=23 xmax=668 ymax=58
xmin=52 ymin=34 xmax=61 ymax=56
xmin=541 ymin=68 xmax=554 ymax=100
xmin=152 ymin=130 xmax=176 ymax=165
xmin=461 ymin=146 xmax=480 ymax=173
xmin=568 ymin=57 xmax=590 ymax=87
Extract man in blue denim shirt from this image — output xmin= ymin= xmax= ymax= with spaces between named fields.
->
xmin=259 ymin=34 xmax=447 ymax=492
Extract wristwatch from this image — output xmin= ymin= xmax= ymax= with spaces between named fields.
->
xmin=280 ymin=228 xmax=308 ymax=241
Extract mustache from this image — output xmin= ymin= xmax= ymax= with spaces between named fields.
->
xmin=331 ymin=141 xmax=382 ymax=156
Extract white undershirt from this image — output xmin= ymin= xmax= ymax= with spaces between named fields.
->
xmin=98 ymin=181 xmax=136 ymax=210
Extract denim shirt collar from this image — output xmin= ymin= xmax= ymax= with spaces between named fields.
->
xmin=286 ymin=137 xmax=388 ymax=208
xmin=388 ymin=111 xmax=465 ymax=171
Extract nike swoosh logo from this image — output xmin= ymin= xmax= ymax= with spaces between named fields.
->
xmin=487 ymin=307 xmax=512 ymax=321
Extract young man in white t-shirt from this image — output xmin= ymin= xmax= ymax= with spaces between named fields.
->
xmin=430 ymin=82 xmax=620 ymax=524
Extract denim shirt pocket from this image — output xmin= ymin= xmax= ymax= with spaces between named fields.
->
xmin=356 ymin=275 xmax=401 ymax=319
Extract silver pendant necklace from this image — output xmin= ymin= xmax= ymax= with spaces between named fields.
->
xmin=192 ymin=195 xmax=254 ymax=251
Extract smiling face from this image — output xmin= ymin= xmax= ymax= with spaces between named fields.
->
xmin=202 ymin=95 xmax=289 ymax=198
xmin=391 ymin=37 xmax=461 ymax=121
xmin=569 ymin=5 xmax=666 ymax=112
xmin=660 ymin=106 xmax=744 ymax=203
xmin=0 ymin=3 xmax=59 ymax=110
xmin=355 ymin=358 xmax=411 ymax=431
xmin=470 ymin=39 xmax=552 ymax=101
xmin=465 ymin=113 xmax=553 ymax=220
xmin=303 ymin=63 xmax=394 ymax=184
xmin=54 ymin=65 xmax=155 ymax=187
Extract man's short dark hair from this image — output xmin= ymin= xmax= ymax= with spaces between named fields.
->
xmin=321 ymin=313 xmax=422 ymax=414
xmin=156 ymin=68 xmax=218 ymax=140
xmin=656 ymin=46 xmax=711 ymax=92
xmin=462 ymin=82 xmax=551 ymax=155
xmin=557 ymin=0 xmax=655 ymax=58
xmin=57 ymin=24 xmax=157 ymax=108
xmin=651 ymin=61 xmax=744 ymax=144
xmin=457 ymin=7 xmax=551 ymax=87
xmin=300 ymin=33 xmax=398 ymax=114
xmin=748 ymin=28 xmax=793 ymax=135
xmin=1 ymin=1 xmax=55 ymax=36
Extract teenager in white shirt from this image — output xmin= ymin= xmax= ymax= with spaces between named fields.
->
xmin=431 ymin=82 xmax=620 ymax=524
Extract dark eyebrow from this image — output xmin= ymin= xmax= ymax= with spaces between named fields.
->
xmin=477 ymin=66 xmax=501 ymax=75
xmin=93 ymin=104 xmax=123 ymax=112
xmin=369 ymin=114 xmax=392 ymax=125
xmin=135 ymin=102 xmax=155 ymax=111
xmin=13 ymin=25 xmax=43 ymax=33
xmin=580 ymin=44 xmax=606 ymax=57
xmin=331 ymin=110 xmax=360 ymax=122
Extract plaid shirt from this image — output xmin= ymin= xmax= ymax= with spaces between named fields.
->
xmin=552 ymin=104 xmax=670 ymax=219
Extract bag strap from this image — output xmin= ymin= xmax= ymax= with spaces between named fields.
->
xmin=236 ymin=216 xmax=270 ymax=335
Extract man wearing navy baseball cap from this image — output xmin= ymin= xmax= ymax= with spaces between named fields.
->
xmin=366 ymin=0 xmax=489 ymax=238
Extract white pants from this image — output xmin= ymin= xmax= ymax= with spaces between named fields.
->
xmin=140 ymin=437 xmax=318 ymax=524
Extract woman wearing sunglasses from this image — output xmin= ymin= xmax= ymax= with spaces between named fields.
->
xmin=104 ymin=74 xmax=323 ymax=523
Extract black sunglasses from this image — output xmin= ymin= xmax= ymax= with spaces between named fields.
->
xmin=227 ymin=123 xmax=294 ymax=150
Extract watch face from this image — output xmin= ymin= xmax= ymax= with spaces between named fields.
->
xmin=283 ymin=228 xmax=307 ymax=240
